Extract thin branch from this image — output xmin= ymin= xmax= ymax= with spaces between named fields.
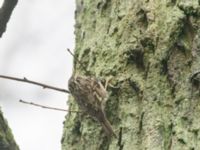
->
xmin=67 ymin=48 xmax=88 ymax=73
xmin=0 ymin=0 xmax=18 ymax=37
xmin=19 ymin=99 xmax=81 ymax=113
xmin=67 ymin=48 xmax=83 ymax=67
xmin=0 ymin=75 xmax=70 ymax=93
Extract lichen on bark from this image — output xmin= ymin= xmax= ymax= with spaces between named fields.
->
xmin=0 ymin=109 xmax=19 ymax=150
xmin=62 ymin=0 xmax=200 ymax=149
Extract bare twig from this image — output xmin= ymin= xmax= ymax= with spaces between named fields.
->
xmin=0 ymin=75 xmax=70 ymax=93
xmin=67 ymin=48 xmax=82 ymax=65
xmin=67 ymin=48 xmax=88 ymax=73
xmin=19 ymin=99 xmax=81 ymax=113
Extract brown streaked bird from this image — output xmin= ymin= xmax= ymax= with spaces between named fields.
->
xmin=68 ymin=75 xmax=117 ymax=138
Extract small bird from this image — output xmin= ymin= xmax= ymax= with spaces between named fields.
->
xmin=68 ymin=75 xmax=117 ymax=138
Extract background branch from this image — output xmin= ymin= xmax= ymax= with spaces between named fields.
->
xmin=19 ymin=99 xmax=80 ymax=113
xmin=0 ymin=75 xmax=70 ymax=93
xmin=0 ymin=0 xmax=18 ymax=37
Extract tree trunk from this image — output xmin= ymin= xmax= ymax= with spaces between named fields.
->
xmin=0 ymin=0 xmax=19 ymax=149
xmin=62 ymin=0 xmax=200 ymax=149
xmin=0 ymin=110 xmax=19 ymax=150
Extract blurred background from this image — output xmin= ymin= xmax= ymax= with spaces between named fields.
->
xmin=0 ymin=0 xmax=75 ymax=149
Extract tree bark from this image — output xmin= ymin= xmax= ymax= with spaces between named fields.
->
xmin=0 ymin=0 xmax=19 ymax=149
xmin=0 ymin=0 xmax=18 ymax=37
xmin=0 ymin=110 xmax=19 ymax=150
xmin=62 ymin=0 xmax=200 ymax=149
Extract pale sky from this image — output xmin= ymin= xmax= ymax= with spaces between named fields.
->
xmin=0 ymin=0 xmax=75 ymax=150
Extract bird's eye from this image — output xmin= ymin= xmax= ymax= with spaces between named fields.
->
xmin=76 ymin=77 xmax=83 ymax=83
xmin=76 ymin=78 xmax=80 ymax=83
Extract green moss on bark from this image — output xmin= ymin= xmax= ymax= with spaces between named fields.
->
xmin=0 ymin=109 xmax=19 ymax=150
xmin=62 ymin=0 xmax=200 ymax=149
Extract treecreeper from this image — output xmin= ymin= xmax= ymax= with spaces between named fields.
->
xmin=68 ymin=75 xmax=117 ymax=138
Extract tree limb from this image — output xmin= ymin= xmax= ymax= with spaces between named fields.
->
xmin=19 ymin=99 xmax=80 ymax=113
xmin=0 ymin=0 xmax=18 ymax=38
xmin=0 ymin=75 xmax=70 ymax=93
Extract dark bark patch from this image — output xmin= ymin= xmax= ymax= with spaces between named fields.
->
xmin=178 ymin=138 xmax=186 ymax=144
xmin=140 ymin=37 xmax=155 ymax=52
xmin=138 ymin=112 xmax=144 ymax=134
xmin=96 ymin=0 xmax=111 ymax=16
xmin=169 ymin=0 xmax=176 ymax=5
xmin=190 ymin=71 xmax=200 ymax=87
xmin=178 ymin=2 xmax=200 ymax=16
xmin=125 ymin=47 xmax=145 ymax=69
xmin=175 ymin=97 xmax=183 ymax=105
xmin=136 ymin=8 xmax=148 ymax=29
xmin=99 ymin=135 xmax=110 ymax=150
xmin=128 ymin=79 xmax=140 ymax=93
xmin=160 ymin=59 xmax=168 ymax=75
xmin=117 ymin=127 xmax=124 ymax=150
xmin=97 ymin=0 xmax=110 ymax=10
xmin=190 ymin=71 xmax=200 ymax=96
xmin=170 ymin=84 xmax=176 ymax=98
xmin=76 ymin=48 xmax=91 ymax=75
xmin=72 ymin=120 xmax=82 ymax=136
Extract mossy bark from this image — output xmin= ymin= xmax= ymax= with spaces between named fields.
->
xmin=62 ymin=0 xmax=200 ymax=149
xmin=0 ymin=110 xmax=19 ymax=150
xmin=0 ymin=0 xmax=19 ymax=149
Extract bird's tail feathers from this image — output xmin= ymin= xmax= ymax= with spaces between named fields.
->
xmin=101 ymin=118 xmax=117 ymax=138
